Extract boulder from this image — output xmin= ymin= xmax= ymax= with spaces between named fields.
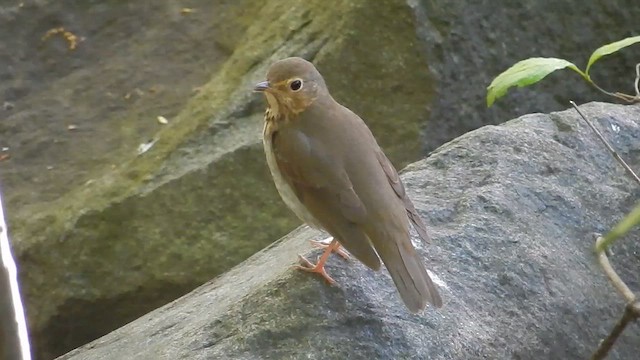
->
xmin=59 ymin=102 xmax=640 ymax=359
xmin=4 ymin=0 xmax=433 ymax=357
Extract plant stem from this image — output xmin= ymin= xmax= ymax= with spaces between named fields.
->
xmin=591 ymin=300 xmax=640 ymax=360
xmin=586 ymin=77 xmax=640 ymax=103
xmin=595 ymin=237 xmax=636 ymax=302
xmin=570 ymin=101 xmax=640 ymax=187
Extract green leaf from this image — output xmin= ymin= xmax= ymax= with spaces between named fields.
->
xmin=486 ymin=57 xmax=583 ymax=107
xmin=586 ymin=35 xmax=640 ymax=75
xmin=597 ymin=201 xmax=640 ymax=252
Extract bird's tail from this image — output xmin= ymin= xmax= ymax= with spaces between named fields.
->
xmin=372 ymin=231 xmax=443 ymax=312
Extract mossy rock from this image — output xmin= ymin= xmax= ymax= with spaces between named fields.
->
xmin=4 ymin=0 xmax=433 ymax=358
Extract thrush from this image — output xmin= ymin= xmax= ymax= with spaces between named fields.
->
xmin=254 ymin=57 xmax=443 ymax=312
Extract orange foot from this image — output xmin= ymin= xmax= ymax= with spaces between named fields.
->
xmin=309 ymin=237 xmax=350 ymax=260
xmin=295 ymin=237 xmax=342 ymax=285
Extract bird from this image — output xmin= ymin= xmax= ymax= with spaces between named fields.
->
xmin=254 ymin=57 xmax=443 ymax=312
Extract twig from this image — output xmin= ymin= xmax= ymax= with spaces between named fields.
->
xmin=592 ymin=236 xmax=639 ymax=360
xmin=589 ymin=81 xmax=639 ymax=103
xmin=0 ymin=192 xmax=32 ymax=360
xmin=588 ymin=65 xmax=640 ymax=103
xmin=595 ymin=237 xmax=636 ymax=302
xmin=570 ymin=101 xmax=640 ymax=186
xmin=612 ymin=91 xmax=640 ymax=103
xmin=591 ymin=300 xmax=640 ymax=360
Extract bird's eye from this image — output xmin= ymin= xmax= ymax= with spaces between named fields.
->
xmin=289 ymin=79 xmax=303 ymax=91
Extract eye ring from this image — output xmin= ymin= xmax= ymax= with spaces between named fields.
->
xmin=289 ymin=79 xmax=303 ymax=91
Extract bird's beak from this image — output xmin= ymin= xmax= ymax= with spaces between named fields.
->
xmin=254 ymin=80 xmax=270 ymax=92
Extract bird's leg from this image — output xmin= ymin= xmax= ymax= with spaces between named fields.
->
xmin=296 ymin=238 xmax=342 ymax=284
xmin=309 ymin=236 xmax=350 ymax=260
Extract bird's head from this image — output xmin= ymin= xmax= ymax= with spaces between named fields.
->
xmin=254 ymin=57 xmax=327 ymax=118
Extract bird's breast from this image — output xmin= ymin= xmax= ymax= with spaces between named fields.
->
xmin=262 ymin=120 xmax=321 ymax=229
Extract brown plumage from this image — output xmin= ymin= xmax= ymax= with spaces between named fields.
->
xmin=255 ymin=57 xmax=442 ymax=312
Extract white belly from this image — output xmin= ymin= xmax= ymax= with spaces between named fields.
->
xmin=263 ymin=123 xmax=322 ymax=229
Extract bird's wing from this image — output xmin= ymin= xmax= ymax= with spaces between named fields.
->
xmin=349 ymin=136 xmax=442 ymax=310
xmin=375 ymin=150 xmax=431 ymax=244
xmin=272 ymin=128 xmax=382 ymax=270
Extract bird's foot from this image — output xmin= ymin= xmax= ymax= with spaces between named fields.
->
xmin=309 ymin=236 xmax=350 ymax=260
xmin=295 ymin=254 xmax=336 ymax=285
xmin=294 ymin=237 xmax=343 ymax=284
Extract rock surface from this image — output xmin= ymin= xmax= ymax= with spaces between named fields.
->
xmin=1 ymin=0 xmax=640 ymax=358
xmin=59 ymin=102 xmax=640 ymax=360
xmin=4 ymin=0 xmax=434 ymax=357
xmin=410 ymin=0 xmax=640 ymax=151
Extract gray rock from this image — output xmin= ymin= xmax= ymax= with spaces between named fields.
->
xmin=58 ymin=102 xmax=640 ymax=360
xmin=410 ymin=0 xmax=640 ymax=151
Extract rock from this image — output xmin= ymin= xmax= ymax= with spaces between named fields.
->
xmin=5 ymin=1 xmax=435 ymax=357
xmin=2 ymin=0 xmax=640 ymax=358
xmin=410 ymin=0 xmax=640 ymax=151
xmin=58 ymin=102 xmax=640 ymax=359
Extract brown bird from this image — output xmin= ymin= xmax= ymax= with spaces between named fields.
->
xmin=255 ymin=57 xmax=442 ymax=312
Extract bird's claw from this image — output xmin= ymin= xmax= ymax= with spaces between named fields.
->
xmin=295 ymin=254 xmax=336 ymax=284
